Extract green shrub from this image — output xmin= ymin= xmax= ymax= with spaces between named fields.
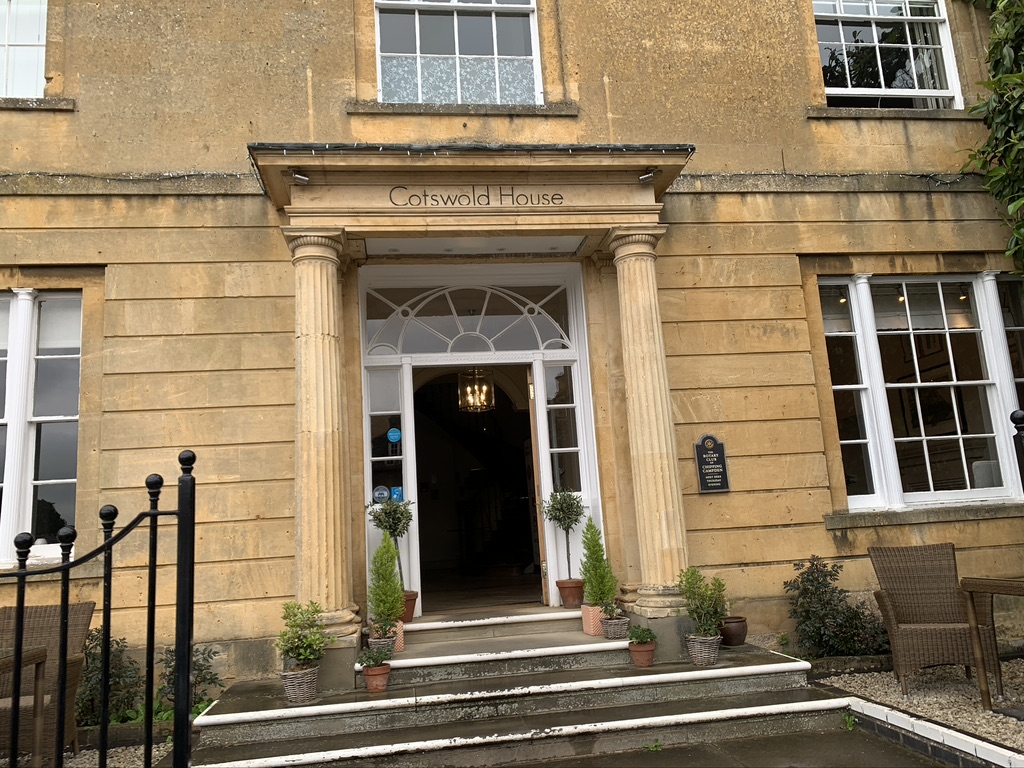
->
xmin=276 ymin=600 xmax=333 ymax=670
xmin=783 ymin=555 xmax=889 ymax=659
xmin=580 ymin=518 xmax=618 ymax=606
xmin=76 ymin=628 xmax=143 ymax=726
xmin=368 ymin=533 xmax=405 ymax=629
xmin=158 ymin=644 xmax=225 ymax=710
xmin=628 ymin=625 xmax=656 ymax=645
xmin=678 ymin=566 xmax=728 ymax=637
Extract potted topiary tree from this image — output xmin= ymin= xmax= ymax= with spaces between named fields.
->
xmin=580 ymin=518 xmax=618 ymax=635
xmin=627 ymin=625 xmax=657 ymax=668
xmin=542 ymin=488 xmax=586 ymax=608
xmin=368 ymin=533 xmax=407 ymax=653
xmin=275 ymin=600 xmax=334 ymax=705
xmin=678 ymin=566 xmax=728 ymax=666
xmin=366 ymin=498 xmax=418 ymax=622
xmin=357 ymin=646 xmax=393 ymax=693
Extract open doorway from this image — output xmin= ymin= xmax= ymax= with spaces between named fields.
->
xmin=414 ymin=367 xmax=543 ymax=612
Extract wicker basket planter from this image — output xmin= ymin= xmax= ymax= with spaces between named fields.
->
xmin=581 ymin=603 xmax=603 ymax=636
xmin=280 ymin=665 xmax=319 ymax=705
xmin=685 ymin=635 xmax=722 ymax=667
xmin=601 ymin=617 xmax=630 ymax=640
xmin=368 ymin=635 xmax=397 ymax=653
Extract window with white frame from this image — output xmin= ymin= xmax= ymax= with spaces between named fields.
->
xmin=819 ymin=276 xmax=1023 ymax=509
xmin=813 ymin=0 xmax=961 ymax=109
xmin=376 ymin=0 xmax=541 ymax=106
xmin=0 ymin=290 xmax=81 ymax=562
xmin=1 ymin=0 xmax=48 ymax=98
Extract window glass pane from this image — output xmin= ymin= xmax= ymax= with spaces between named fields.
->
xmin=876 ymin=21 xmax=908 ymax=44
xmin=34 ymin=421 xmax=78 ymax=481
xmin=405 ymin=320 xmax=453 ymax=353
xmin=843 ymin=23 xmax=875 ymax=43
xmin=379 ymin=11 xmax=417 ymax=53
xmin=876 ymin=1 xmax=906 ymax=16
xmin=0 ymin=425 xmax=6 ymax=482
xmin=845 ymin=47 xmax=880 ymax=87
xmin=914 ymin=45 xmax=947 ymax=89
xmin=492 ymin=316 xmax=540 ymax=350
xmin=458 ymin=13 xmax=494 ymax=55
xmin=966 ymin=438 xmax=1001 ymax=488
xmin=545 ymin=365 xmax=574 ymax=405
xmin=915 ymin=334 xmax=951 ymax=382
xmin=888 ymin=387 xmax=920 ymax=438
xmin=551 ymin=451 xmax=580 ymax=491
xmin=814 ymin=0 xmax=840 ymax=11
xmin=371 ymin=461 xmax=403 ymax=501
xmin=872 ymin=284 xmax=908 ymax=329
xmin=420 ymin=55 xmax=459 ymax=102
xmin=842 ymin=2 xmax=871 ymax=13
xmin=1008 ymin=330 xmax=1024 ymax=379
xmin=0 ymin=363 xmax=5 ymax=418
xmin=999 ymin=282 xmax=1024 ymax=328
xmin=548 ymin=408 xmax=578 ymax=449
xmin=380 ymin=55 xmax=420 ymax=102
xmin=908 ymin=0 xmax=939 ymax=16
xmin=34 ymin=357 xmax=81 ymax=417
xmin=0 ymin=298 xmax=9 ymax=356
xmin=878 ymin=333 xmax=914 ymax=382
xmin=460 ymin=56 xmax=497 ymax=102
xmin=909 ymin=20 xmax=940 ymax=44
xmin=881 ymin=50 xmax=915 ymax=88
xmin=840 ymin=442 xmax=874 ymax=495
xmin=820 ymin=285 xmax=853 ymax=333
xmin=420 ymin=13 xmax=456 ymax=54
xmin=834 ymin=390 xmax=868 ymax=440
xmin=10 ymin=0 xmax=46 ymax=43
xmin=927 ymin=439 xmax=967 ymax=490
xmin=906 ymin=283 xmax=942 ymax=329
xmin=944 ymin=283 xmax=976 ymax=328
xmin=919 ymin=386 xmax=956 ymax=436
xmin=370 ymin=415 xmax=403 ymax=459
xmin=826 ymin=336 xmax=861 ymax=385
xmin=367 ymin=369 xmax=401 ymax=412
xmin=497 ymin=57 xmax=534 ymax=104
xmin=37 ymin=297 xmax=81 ymax=355
xmin=33 ymin=483 xmax=75 ymax=544
xmin=956 ymin=385 xmax=993 ymax=434
xmin=895 ymin=440 xmax=929 ymax=491
xmin=495 ymin=14 xmax=531 ymax=55
xmin=949 ymin=331 xmax=984 ymax=380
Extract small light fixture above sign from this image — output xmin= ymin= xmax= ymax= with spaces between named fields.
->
xmin=458 ymin=368 xmax=495 ymax=413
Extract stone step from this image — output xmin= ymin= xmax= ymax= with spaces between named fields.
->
xmin=402 ymin=609 xmax=585 ymax=645
xmin=195 ymin=647 xmax=810 ymax=749
xmin=190 ymin=686 xmax=850 ymax=767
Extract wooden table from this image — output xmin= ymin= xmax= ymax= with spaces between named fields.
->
xmin=0 ymin=646 xmax=47 ymax=768
xmin=961 ymin=577 xmax=1024 ymax=712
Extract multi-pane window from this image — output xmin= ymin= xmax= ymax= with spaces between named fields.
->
xmin=0 ymin=290 xmax=81 ymax=564
xmin=813 ymin=0 xmax=960 ymax=109
xmin=1 ymin=0 xmax=47 ymax=98
xmin=820 ymin=276 xmax=1021 ymax=509
xmin=376 ymin=0 xmax=541 ymax=106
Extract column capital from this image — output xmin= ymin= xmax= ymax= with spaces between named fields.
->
xmin=284 ymin=230 xmax=349 ymax=269
xmin=603 ymin=225 xmax=668 ymax=260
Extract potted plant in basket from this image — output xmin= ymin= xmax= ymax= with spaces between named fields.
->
xmin=367 ymin=498 xmax=417 ymax=622
xmin=542 ymin=488 xmax=586 ymax=608
xmin=599 ymin=599 xmax=630 ymax=639
xmin=627 ymin=625 xmax=657 ymax=668
xmin=368 ymin=533 xmax=407 ymax=653
xmin=357 ymin=646 xmax=393 ymax=693
xmin=276 ymin=600 xmax=334 ymax=705
xmin=678 ymin=566 xmax=728 ymax=666
xmin=580 ymin=518 xmax=618 ymax=636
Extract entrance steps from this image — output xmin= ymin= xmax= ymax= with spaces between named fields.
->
xmin=190 ymin=609 xmax=850 ymax=767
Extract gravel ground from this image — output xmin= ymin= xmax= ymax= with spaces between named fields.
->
xmin=820 ymin=657 xmax=1024 ymax=754
xmin=61 ymin=742 xmax=172 ymax=767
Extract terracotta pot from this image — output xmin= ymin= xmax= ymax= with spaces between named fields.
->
xmin=720 ymin=616 xmax=748 ymax=647
xmin=580 ymin=603 xmax=603 ymax=636
xmin=363 ymin=664 xmax=391 ymax=693
xmin=402 ymin=590 xmax=418 ymax=623
xmin=556 ymin=578 xmax=584 ymax=609
xmin=629 ymin=642 xmax=656 ymax=668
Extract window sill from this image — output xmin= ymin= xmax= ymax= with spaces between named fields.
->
xmin=0 ymin=96 xmax=75 ymax=112
xmin=806 ymin=106 xmax=978 ymax=121
xmin=824 ymin=502 xmax=1024 ymax=530
xmin=345 ymin=99 xmax=579 ymax=117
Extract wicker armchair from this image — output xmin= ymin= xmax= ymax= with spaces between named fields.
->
xmin=0 ymin=602 xmax=96 ymax=763
xmin=868 ymin=543 xmax=1003 ymax=698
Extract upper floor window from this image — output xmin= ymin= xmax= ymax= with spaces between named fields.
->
xmin=813 ymin=0 xmax=961 ymax=109
xmin=819 ymin=275 xmax=1022 ymax=511
xmin=1 ymin=0 xmax=47 ymax=98
xmin=0 ymin=290 xmax=82 ymax=565
xmin=376 ymin=0 xmax=542 ymax=106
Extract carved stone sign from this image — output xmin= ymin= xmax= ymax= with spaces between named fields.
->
xmin=695 ymin=434 xmax=730 ymax=494
xmin=388 ymin=185 xmax=566 ymax=208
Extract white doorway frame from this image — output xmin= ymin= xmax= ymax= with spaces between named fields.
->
xmin=359 ymin=263 xmax=603 ymax=612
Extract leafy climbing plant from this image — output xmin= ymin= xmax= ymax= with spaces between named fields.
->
xmin=960 ymin=0 xmax=1024 ymax=269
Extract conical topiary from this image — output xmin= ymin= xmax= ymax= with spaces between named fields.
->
xmin=581 ymin=518 xmax=617 ymax=606
xmin=368 ymin=533 xmax=405 ymax=635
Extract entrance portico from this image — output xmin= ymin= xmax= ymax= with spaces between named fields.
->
xmin=250 ymin=144 xmax=697 ymax=645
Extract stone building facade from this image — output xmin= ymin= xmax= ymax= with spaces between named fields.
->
xmin=1 ymin=0 xmax=1021 ymax=680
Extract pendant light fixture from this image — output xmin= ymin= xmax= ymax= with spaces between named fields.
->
xmin=458 ymin=368 xmax=495 ymax=412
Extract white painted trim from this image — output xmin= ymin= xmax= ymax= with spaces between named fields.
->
xmin=404 ymin=610 xmax=581 ymax=632
xmin=355 ymin=640 xmax=628 ymax=670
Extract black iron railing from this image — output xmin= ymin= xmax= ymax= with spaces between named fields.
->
xmin=1 ymin=450 xmax=196 ymax=768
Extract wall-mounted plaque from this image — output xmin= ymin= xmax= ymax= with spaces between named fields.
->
xmin=695 ymin=434 xmax=730 ymax=493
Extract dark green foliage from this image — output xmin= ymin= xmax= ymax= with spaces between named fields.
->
xmin=158 ymin=644 xmax=225 ymax=709
xmin=783 ymin=556 xmax=889 ymax=659
xmin=580 ymin=517 xmax=618 ymax=606
xmin=678 ymin=567 xmax=728 ymax=637
xmin=960 ymin=0 xmax=1024 ymax=269
xmin=276 ymin=600 xmax=333 ymax=670
xmin=368 ymin=533 xmax=405 ymax=628
xmin=76 ymin=628 xmax=142 ymax=726
xmin=628 ymin=625 xmax=656 ymax=645
xmin=357 ymin=646 xmax=393 ymax=669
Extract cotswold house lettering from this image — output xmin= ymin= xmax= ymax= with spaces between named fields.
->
xmin=389 ymin=185 xmax=565 ymax=208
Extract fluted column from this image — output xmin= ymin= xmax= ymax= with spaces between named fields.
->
xmin=609 ymin=227 xmax=688 ymax=615
xmin=288 ymin=234 xmax=360 ymax=637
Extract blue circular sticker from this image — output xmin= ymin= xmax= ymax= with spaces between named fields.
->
xmin=372 ymin=485 xmax=390 ymax=503
xmin=387 ymin=428 xmax=402 ymax=443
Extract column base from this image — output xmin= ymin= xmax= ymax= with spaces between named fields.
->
xmin=322 ymin=606 xmax=362 ymax=638
xmin=632 ymin=585 xmax=686 ymax=618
